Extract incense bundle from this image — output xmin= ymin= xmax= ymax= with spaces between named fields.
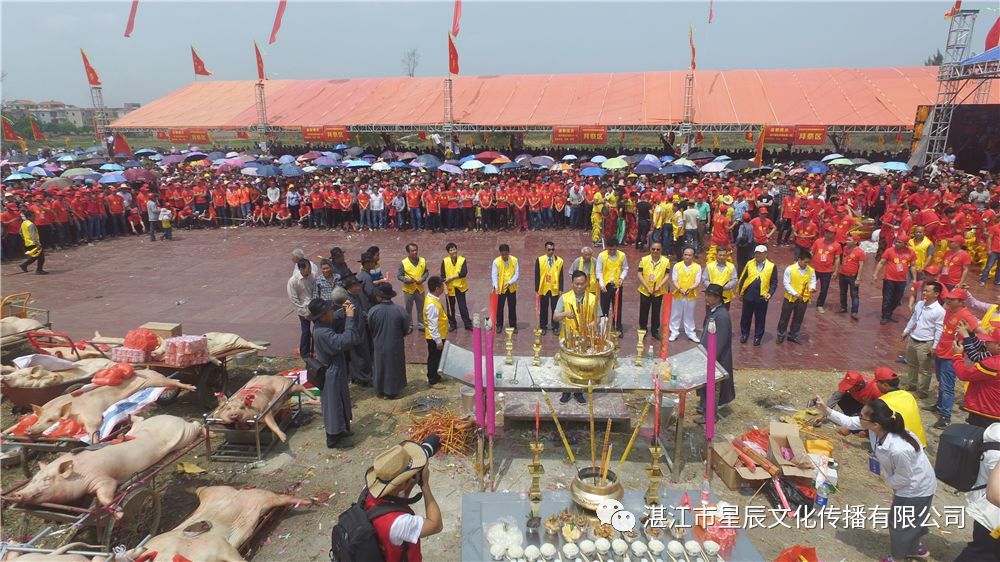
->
xmin=596 ymin=418 xmax=612 ymax=483
xmin=618 ymin=401 xmax=651 ymax=467
xmin=588 ymin=381 xmax=596 ymax=472
xmin=540 ymin=388 xmax=576 ymax=462
xmin=599 ymin=443 xmax=614 ymax=486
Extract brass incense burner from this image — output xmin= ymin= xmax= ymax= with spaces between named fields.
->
xmin=555 ymin=338 xmax=617 ymax=386
xmin=570 ymin=466 xmax=624 ymax=512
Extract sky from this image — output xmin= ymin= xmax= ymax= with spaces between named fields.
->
xmin=1 ymin=0 xmax=997 ymax=108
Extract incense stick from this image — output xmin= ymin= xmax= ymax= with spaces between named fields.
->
xmin=539 ymin=386 xmax=576 ymax=463
xmin=597 ymin=418 xmax=612 ymax=483
xmin=588 ymin=381 xmax=596 ymax=473
xmin=599 ymin=443 xmax=614 ymax=486
xmin=619 ymin=401 xmax=651 ymax=467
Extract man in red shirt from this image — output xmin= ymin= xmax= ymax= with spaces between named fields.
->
xmin=939 ymin=235 xmax=972 ymax=290
xmin=826 ymin=370 xmax=883 ymax=419
xmin=872 ymin=237 xmax=916 ymax=324
xmin=932 ymin=287 xmax=981 ymax=428
xmin=1 ymin=202 xmax=22 ymax=257
xmin=460 ymin=184 xmax=474 ymax=231
xmin=477 ymin=183 xmax=493 ymax=231
xmin=838 ymin=235 xmax=866 ymax=319
xmin=749 ymin=208 xmax=775 ymax=245
xmin=981 ymin=217 xmax=1000 ymax=285
xmin=792 ymin=212 xmax=818 ymax=260
xmin=405 ymin=187 xmax=423 ymax=231
xmin=810 ymin=227 xmax=843 ymax=313
xmin=423 ymin=187 xmax=440 ymax=232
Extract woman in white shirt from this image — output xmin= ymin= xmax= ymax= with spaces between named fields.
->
xmin=814 ymin=397 xmax=936 ymax=562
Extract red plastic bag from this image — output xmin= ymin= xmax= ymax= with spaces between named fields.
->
xmin=10 ymin=414 xmax=39 ymax=436
xmin=44 ymin=417 xmax=83 ymax=438
xmin=774 ymin=545 xmax=818 ymax=562
xmin=124 ymin=328 xmax=159 ymax=352
xmin=92 ymin=363 xmax=135 ymax=387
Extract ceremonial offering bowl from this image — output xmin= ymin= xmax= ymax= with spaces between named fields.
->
xmin=555 ymin=340 xmax=617 ymax=386
xmin=571 ymin=466 xmax=624 ymax=512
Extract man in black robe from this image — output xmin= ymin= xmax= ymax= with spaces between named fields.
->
xmin=367 ymin=283 xmax=412 ymax=399
xmin=697 ymin=283 xmax=735 ymax=424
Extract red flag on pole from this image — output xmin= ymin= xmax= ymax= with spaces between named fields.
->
xmin=191 ymin=46 xmax=212 ymax=76
xmin=28 ymin=115 xmax=46 ymax=141
xmin=986 ymin=16 xmax=1000 ymax=51
xmin=753 ymin=126 xmax=766 ymax=166
xmin=708 ymin=0 xmax=714 ymax=23
xmin=944 ymin=0 xmax=961 ymax=18
xmin=448 ymin=33 xmax=460 ymax=75
xmin=254 ymin=41 xmax=265 ymax=80
xmin=689 ymin=25 xmax=696 ymax=70
xmin=269 ymin=0 xmax=287 ymax=44
xmin=452 ymin=0 xmax=462 ymax=37
xmin=113 ymin=133 xmax=133 ymax=158
xmin=694 ymin=132 xmax=704 ymax=145
xmin=124 ymin=0 xmax=139 ymax=37
xmin=80 ymin=49 xmax=101 ymax=86
xmin=2 ymin=117 xmax=24 ymax=143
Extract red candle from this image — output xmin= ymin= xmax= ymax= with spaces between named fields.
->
xmin=535 ymin=293 xmax=541 ymax=319
xmin=535 ymin=402 xmax=540 ymax=441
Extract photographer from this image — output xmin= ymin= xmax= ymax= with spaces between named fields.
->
xmin=364 ymin=439 xmax=443 ymax=561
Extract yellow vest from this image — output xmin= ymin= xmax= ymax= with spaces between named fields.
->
xmin=706 ymin=261 xmax=736 ymax=302
xmin=739 ymin=260 xmax=775 ymax=298
xmin=598 ymin=250 xmax=625 ymax=287
xmin=576 ymin=259 xmax=599 ymax=295
xmin=401 ymin=257 xmax=427 ymax=294
xmin=494 ymin=256 xmax=518 ymax=293
xmin=672 ymin=211 xmax=684 ymax=239
xmin=442 ymin=256 xmax=468 ymax=296
xmin=672 ymin=262 xmax=702 ymax=301
xmin=591 ymin=193 xmax=604 ymax=216
xmin=537 ymin=255 xmax=564 ymax=296
xmin=653 ymin=202 xmax=668 ymax=228
xmin=785 ymin=265 xmax=815 ymax=303
xmin=20 ymin=220 xmax=41 ymax=257
xmin=606 ymin=193 xmax=619 ymax=208
xmin=559 ymin=290 xmax=598 ymax=339
xmin=637 ymin=255 xmax=671 ymax=297
xmin=879 ymin=389 xmax=927 ymax=446
xmin=979 ymin=304 xmax=1000 ymax=330
xmin=423 ymin=294 xmax=449 ymax=341
xmin=909 ymin=237 xmax=933 ymax=271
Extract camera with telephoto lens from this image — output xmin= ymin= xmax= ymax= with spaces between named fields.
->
xmin=420 ymin=435 xmax=441 ymax=458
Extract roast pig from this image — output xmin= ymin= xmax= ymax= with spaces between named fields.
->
xmin=0 ymin=542 xmax=115 ymax=561
xmin=203 ymin=332 xmax=267 ymax=356
xmin=1 ymin=358 xmax=116 ymax=388
xmin=139 ymin=486 xmax=311 ymax=562
xmin=7 ymin=415 xmax=203 ymax=507
xmin=214 ymin=375 xmax=304 ymax=442
xmin=25 ymin=368 xmax=196 ymax=440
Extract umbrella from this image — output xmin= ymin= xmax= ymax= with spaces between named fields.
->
xmin=672 ymin=158 xmax=696 ymax=167
xmin=827 ymin=158 xmax=854 ymax=166
xmin=254 ymin=165 xmax=280 ymax=177
xmin=580 ymin=167 xmax=607 ymax=176
xmin=372 ymin=162 xmax=391 ymax=172
xmin=550 ymin=163 xmax=572 ymax=172
xmin=148 ymin=154 xmax=162 ymax=162
xmin=240 ymin=168 xmax=259 ymax=176
xmin=700 ymin=162 xmax=728 ymax=173
xmin=856 ymin=164 xmax=887 ymax=176
xmin=83 ymin=158 xmax=106 ymax=166
xmin=27 ymin=159 xmax=46 ymax=167
xmin=788 ymin=167 xmax=807 ymax=175
xmin=43 ymin=165 xmax=62 ymax=172
xmin=624 ymin=155 xmax=645 ymax=164
xmin=298 ymin=151 xmax=322 ymax=161
xmin=160 ymin=155 xmax=185 ymax=165
xmin=279 ymin=164 xmax=304 ymax=177
xmin=302 ymin=166 xmax=318 ymax=173
xmin=85 ymin=146 xmax=103 ymax=153
xmin=389 ymin=161 xmax=411 ymax=168
xmin=123 ymin=168 xmax=157 ymax=183
xmin=821 ymin=153 xmax=844 ymax=162
xmin=206 ymin=151 xmax=225 ymax=161
xmin=183 ymin=152 xmax=208 ymax=162
xmin=438 ymin=164 xmax=463 ymax=175
xmin=713 ymin=155 xmax=732 ymax=162
xmin=461 ymin=160 xmax=486 ymax=170
xmin=881 ymin=161 xmax=911 ymax=172
xmin=459 ymin=155 xmax=476 ymax=163
xmin=346 ymin=160 xmax=371 ymax=168
xmin=590 ymin=155 xmax=608 ymax=163
xmin=725 ymin=159 xmax=757 ymax=171
xmin=225 ymin=151 xmax=240 ymax=158
xmin=601 ymin=157 xmax=629 ymax=170
xmin=579 ymin=162 xmax=599 ymax=169
xmin=802 ymin=161 xmax=829 ymax=174
xmin=444 ymin=159 xmax=461 ymax=165
xmin=18 ymin=166 xmax=52 ymax=177
xmin=499 ymin=162 xmax=523 ymax=170
xmin=134 ymin=148 xmax=158 ymax=156
xmin=379 ymin=150 xmax=396 ymax=161
xmin=3 ymin=173 xmax=33 ymax=182
xmin=413 ymin=154 xmax=443 ymax=167
xmin=529 ymin=155 xmax=555 ymax=167
xmin=476 ymin=151 xmax=504 ymax=161
xmin=346 ymin=147 xmax=365 ymax=157
xmin=56 ymin=155 xmax=78 ymax=162
xmin=641 ymin=154 xmax=660 ymax=164
xmin=41 ymin=177 xmax=72 ymax=189
xmin=122 ymin=160 xmax=142 ymax=168
xmin=660 ymin=165 xmax=698 ymax=175
xmin=483 ymin=164 xmax=500 ymax=175
xmin=314 ymin=157 xmax=340 ymax=167
xmin=98 ymin=172 xmax=127 ymax=184
xmin=659 ymin=155 xmax=676 ymax=163
xmin=398 ymin=152 xmax=418 ymax=161
xmin=334 ymin=144 xmax=349 ymax=151
xmin=688 ymin=151 xmax=715 ymax=160
xmin=634 ymin=164 xmax=660 ymax=175
xmin=100 ymin=163 xmax=124 ymax=171
xmin=215 ymin=163 xmax=242 ymax=173
xmin=61 ymin=167 xmax=95 ymax=177
xmin=562 ymin=154 xmax=578 ymax=161
xmin=514 ymin=154 xmax=533 ymax=164
xmin=851 ymin=158 xmax=870 ymax=165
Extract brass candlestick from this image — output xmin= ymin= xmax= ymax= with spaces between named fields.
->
xmin=645 ymin=445 xmax=664 ymax=506
xmin=634 ymin=329 xmax=646 ymax=366
xmin=528 ymin=440 xmax=545 ymax=503
xmin=505 ymin=327 xmax=515 ymax=365
xmin=532 ymin=328 xmax=543 ymax=366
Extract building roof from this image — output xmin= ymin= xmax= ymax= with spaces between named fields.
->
xmin=111 ymin=66 xmax=998 ymax=131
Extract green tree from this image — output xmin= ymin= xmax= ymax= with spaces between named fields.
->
xmin=924 ymin=49 xmax=944 ymax=66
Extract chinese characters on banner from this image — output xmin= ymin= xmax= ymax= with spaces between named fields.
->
xmin=302 ymin=126 xmax=350 ymax=142
xmin=762 ymin=125 xmax=828 ymax=145
xmin=793 ymin=126 xmax=828 ymax=145
xmin=302 ymin=126 xmax=324 ymax=142
xmin=188 ymin=130 xmax=210 ymax=144
xmin=167 ymin=129 xmax=209 ymax=144
xmin=762 ymin=125 xmax=796 ymax=144
xmin=155 ymin=131 xmax=168 ymax=140
xmin=551 ymin=125 xmax=607 ymax=144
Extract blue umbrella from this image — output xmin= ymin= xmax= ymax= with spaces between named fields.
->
xmin=134 ymin=148 xmax=158 ymax=156
xmin=590 ymin=155 xmax=608 ymax=163
xmin=206 ymin=151 xmax=225 ymax=161
xmin=459 ymin=155 xmax=476 ymax=163
xmin=580 ymin=167 xmax=606 ymax=176
xmin=277 ymin=155 xmax=296 ymax=164
xmin=659 ymin=155 xmax=676 ymax=163
xmin=389 ymin=161 xmax=410 ymax=168
xmin=801 ymin=161 xmax=829 ymax=174
xmin=461 ymin=160 xmax=485 ymax=170
xmin=881 ymin=161 xmax=911 ymax=172
xmin=3 ymin=173 xmax=33 ymax=182
xmin=254 ymin=165 xmax=280 ymax=177
xmin=243 ymin=161 xmax=266 ymax=169
xmin=27 ymin=159 xmax=46 ymax=167
xmin=334 ymin=144 xmax=349 ymax=150
xmin=346 ymin=160 xmax=371 ymax=168
xmin=122 ymin=160 xmax=142 ymax=168
xmin=483 ymin=164 xmax=500 ymax=175
xmin=100 ymin=163 xmax=124 ymax=171
xmin=712 ymin=155 xmax=732 ymax=162
xmin=99 ymin=172 xmax=127 ymax=184
xmin=279 ymin=163 xmax=304 ymax=177
xmin=634 ymin=164 xmax=660 ymax=175
xmin=499 ymin=162 xmax=523 ymax=170
xmin=314 ymin=157 xmax=340 ymax=167
xmin=18 ymin=166 xmax=52 ymax=177
xmin=660 ymin=165 xmax=698 ymax=175
xmin=56 ymin=154 xmax=78 ymax=162
xmin=438 ymin=164 xmax=463 ymax=175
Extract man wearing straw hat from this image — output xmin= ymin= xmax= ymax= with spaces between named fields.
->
xmin=363 ymin=440 xmax=444 ymax=562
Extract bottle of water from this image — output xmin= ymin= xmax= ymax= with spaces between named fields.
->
xmin=647 ymin=345 xmax=654 ymax=362
xmin=814 ymin=478 xmax=829 ymax=511
xmin=700 ymin=473 xmax=711 ymax=506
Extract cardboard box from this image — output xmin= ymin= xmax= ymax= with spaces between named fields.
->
xmin=711 ymin=441 xmax=771 ymax=490
xmin=768 ymin=421 xmax=817 ymax=479
xmin=141 ymin=322 xmax=183 ymax=339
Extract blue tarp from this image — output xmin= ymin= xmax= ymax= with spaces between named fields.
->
xmin=960 ymin=46 xmax=1000 ymax=65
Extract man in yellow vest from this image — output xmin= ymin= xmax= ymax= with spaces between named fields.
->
xmin=703 ymin=245 xmax=737 ymax=312
xmin=669 ymin=246 xmax=703 ymax=342
xmin=737 ymin=245 xmax=778 ymax=346
xmin=597 ymin=239 xmax=629 ymax=333
xmin=18 ymin=210 xmax=48 ymax=275
xmin=570 ymin=246 xmax=599 ymax=297
xmin=909 ymin=225 xmax=934 ymax=275
xmin=491 ymin=244 xmax=520 ymax=333
xmin=590 ymin=191 xmax=605 ymax=246
xmin=423 ymin=276 xmax=447 ymax=387
xmin=777 ymin=250 xmax=817 ymax=344
xmin=553 ymin=270 xmax=600 ymax=404
xmin=398 ymin=243 xmax=428 ymax=331
xmin=637 ymin=242 xmax=671 ymax=341
xmin=441 ymin=242 xmax=473 ymax=331
xmin=535 ymin=241 xmax=564 ymax=335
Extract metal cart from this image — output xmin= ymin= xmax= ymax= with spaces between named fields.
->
xmin=204 ymin=378 xmax=304 ymax=462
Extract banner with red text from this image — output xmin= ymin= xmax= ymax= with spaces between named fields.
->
xmin=793 ymin=125 xmax=827 ymax=145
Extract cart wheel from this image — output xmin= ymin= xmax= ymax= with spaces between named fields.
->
xmin=156 ymin=387 xmax=180 ymax=404
xmin=20 ymin=446 xmax=38 ymax=478
xmin=196 ymin=364 xmax=228 ymax=410
xmin=102 ymin=484 xmax=161 ymax=550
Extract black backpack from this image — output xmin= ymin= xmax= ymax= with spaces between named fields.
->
xmin=330 ymin=489 xmax=410 ymax=562
xmin=935 ymin=424 xmax=1000 ymax=492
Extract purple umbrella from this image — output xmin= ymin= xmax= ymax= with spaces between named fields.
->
xmin=438 ymin=164 xmax=463 ymax=175
xmin=314 ymin=157 xmax=340 ymax=167
xmin=184 ymin=152 xmax=208 ymax=161
xmin=122 ymin=168 xmax=157 ymax=183
xmin=161 ymin=155 xmax=185 ymax=165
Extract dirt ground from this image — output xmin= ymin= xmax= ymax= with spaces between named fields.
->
xmin=1 ymin=358 xmax=974 ymax=562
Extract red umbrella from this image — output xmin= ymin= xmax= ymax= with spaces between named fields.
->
xmin=122 ymin=168 xmax=158 ymax=183
xmin=476 ymin=151 xmax=504 ymax=162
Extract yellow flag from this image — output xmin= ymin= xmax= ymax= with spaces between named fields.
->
xmin=711 ymin=135 xmax=720 ymax=149
xmin=877 ymin=135 xmax=885 ymax=148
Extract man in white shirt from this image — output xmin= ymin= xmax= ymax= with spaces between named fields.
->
xmin=776 ymin=250 xmax=817 ymax=344
xmin=901 ymin=280 xmax=945 ymax=399
xmin=669 ymin=247 xmax=702 ymax=342
xmin=370 ymin=187 xmax=385 ymax=230
xmin=287 ymin=259 xmax=318 ymax=360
